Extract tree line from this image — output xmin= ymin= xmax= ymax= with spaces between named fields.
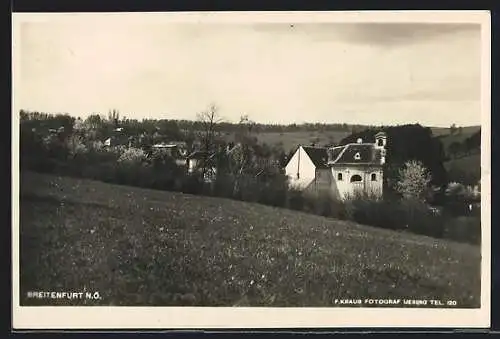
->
xmin=445 ymin=129 xmax=481 ymax=160
xmin=19 ymin=108 xmax=480 ymax=245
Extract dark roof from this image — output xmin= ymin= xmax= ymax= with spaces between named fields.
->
xmin=329 ymin=146 xmax=344 ymax=162
xmin=302 ymin=146 xmax=329 ymax=169
xmin=329 ymin=143 xmax=382 ymax=165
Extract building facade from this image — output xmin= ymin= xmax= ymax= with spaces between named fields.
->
xmin=285 ymin=131 xmax=387 ymax=200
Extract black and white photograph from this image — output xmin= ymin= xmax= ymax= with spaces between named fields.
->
xmin=12 ymin=11 xmax=490 ymax=329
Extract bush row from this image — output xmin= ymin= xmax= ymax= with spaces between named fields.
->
xmin=20 ymin=133 xmax=480 ymax=245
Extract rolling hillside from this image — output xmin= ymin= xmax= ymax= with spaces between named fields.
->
xmin=431 ymin=126 xmax=480 ymax=156
xmin=430 ymin=126 xmax=480 ymax=138
xmin=255 ymin=130 xmax=352 ymax=153
xmin=445 ymin=153 xmax=481 ymax=185
xmin=19 ymin=172 xmax=481 ymax=307
xmin=249 ymin=125 xmax=480 ymax=154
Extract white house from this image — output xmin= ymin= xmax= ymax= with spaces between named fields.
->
xmin=152 ymin=142 xmax=188 ymax=167
xmin=285 ymin=131 xmax=387 ymax=200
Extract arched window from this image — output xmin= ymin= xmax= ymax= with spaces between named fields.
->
xmin=350 ymin=174 xmax=362 ymax=183
xmin=337 ymin=173 xmax=343 ymax=181
xmin=371 ymin=173 xmax=377 ymax=181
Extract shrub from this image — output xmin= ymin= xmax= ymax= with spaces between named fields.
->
xmin=443 ymin=216 xmax=481 ymax=245
xmin=213 ymin=174 xmax=236 ymax=199
xmin=141 ymin=163 xmax=179 ymax=191
xmin=286 ymin=188 xmax=305 ymax=211
xmin=394 ymin=160 xmax=432 ymax=201
xmin=443 ymin=182 xmax=481 ymax=217
xmin=401 ymin=199 xmax=445 ymax=238
xmin=117 ymin=147 xmax=147 ymax=165
xmin=257 ymin=177 xmax=289 ymax=208
xmin=181 ymin=174 xmax=205 ymax=195
xmin=310 ymin=193 xmax=347 ymax=218
xmin=66 ymin=135 xmax=88 ymax=158
xmin=342 ymin=196 xmax=446 ymax=238
xmin=80 ymin=161 xmax=118 ymax=182
xmin=345 ymin=197 xmax=402 ymax=231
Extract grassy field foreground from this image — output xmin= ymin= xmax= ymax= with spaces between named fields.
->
xmin=19 ymin=171 xmax=481 ymax=307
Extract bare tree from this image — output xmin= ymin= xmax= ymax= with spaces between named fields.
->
xmin=108 ymin=109 xmax=120 ymax=128
xmin=196 ymin=104 xmax=223 ymax=179
xmin=228 ymin=115 xmax=259 ymax=195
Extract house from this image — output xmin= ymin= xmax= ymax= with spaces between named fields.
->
xmin=186 ymin=150 xmax=217 ymax=182
xmin=285 ymin=145 xmax=331 ymax=194
xmin=104 ymin=128 xmax=130 ymax=147
xmin=285 ymin=131 xmax=387 ymax=200
xmin=151 ymin=143 xmax=188 ymax=167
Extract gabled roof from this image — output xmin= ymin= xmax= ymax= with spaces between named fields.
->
xmin=329 ymin=143 xmax=382 ymax=165
xmin=302 ymin=146 xmax=329 ymax=169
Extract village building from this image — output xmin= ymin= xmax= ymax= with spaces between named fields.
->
xmin=151 ymin=142 xmax=189 ymax=167
xmin=186 ymin=150 xmax=218 ymax=182
xmin=285 ymin=131 xmax=387 ymax=200
xmin=104 ymin=127 xmax=131 ymax=147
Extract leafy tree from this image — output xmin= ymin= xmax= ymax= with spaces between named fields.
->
xmin=447 ymin=165 xmax=480 ymax=186
xmin=395 ymin=160 xmax=432 ymax=202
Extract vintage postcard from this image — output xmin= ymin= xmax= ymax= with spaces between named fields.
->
xmin=12 ymin=10 xmax=491 ymax=329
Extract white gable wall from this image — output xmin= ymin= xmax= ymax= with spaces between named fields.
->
xmin=285 ymin=146 xmax=316 ymax=189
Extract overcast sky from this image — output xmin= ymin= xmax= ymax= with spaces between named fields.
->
xmin=16 ymin=16 xmax=483 ymax=127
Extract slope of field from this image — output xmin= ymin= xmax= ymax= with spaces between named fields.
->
xmin=255 ymin=131 xmax=352 ymax=152
xmin=430 ymin=126 xmax=480 ymax=138
xmin=445 ymin=153 xmax=481 ymax=179
xmin=19 ymin=172 xmax=481 ymax=307
xmin=432 ymin=126 xmax=480 ymax=157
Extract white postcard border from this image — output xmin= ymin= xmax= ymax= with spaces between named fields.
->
xmin=12 ymin=10 xmax=491 ymax=329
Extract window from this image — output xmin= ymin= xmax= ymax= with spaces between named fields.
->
xmin=377 ymin=139 xmax=384 ymax=147
xmin=354 ymin=152 xmax=361 ymax=160
xmin=350 ymin=174 xmax=362 ymax=183
xmin=337 ymin=173 xmax=343 ymax=181
xmin=371 ymin=173 xmax=377 ymax=181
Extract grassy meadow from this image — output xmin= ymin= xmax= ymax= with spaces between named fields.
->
xmin=19 ymin=171 xmax=481 ymax=307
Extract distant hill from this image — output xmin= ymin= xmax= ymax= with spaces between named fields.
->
xmin=445 ymin=153 xmax=481 ymax=186
xmin=246 ymin=125 xmax=481 ymax=154
xmin=435 ymin=126 xmax=481 ymax=185
xmin=431 ymin=126 xmax=481 ymax=158
xmin=253 ymin=130 xmax=352 ymax=153
xmin=430 ymin=126 xmax=480 ymax=137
